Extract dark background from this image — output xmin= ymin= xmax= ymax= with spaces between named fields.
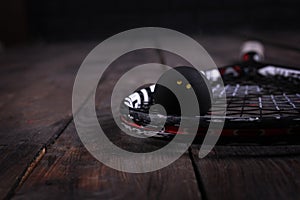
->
xmin=1 ymin=0 xmax=300 ymax=46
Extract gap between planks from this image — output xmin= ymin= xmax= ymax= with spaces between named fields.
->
xmin=5 ymin=117 xmax=74 ymax=200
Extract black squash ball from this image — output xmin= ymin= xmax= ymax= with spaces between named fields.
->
xmin=153 ymin=66 xmax=211 ymax=116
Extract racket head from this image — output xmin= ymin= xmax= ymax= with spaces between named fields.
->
xmin=120 ymin=63 xmax=300 ymax=141
xmin=119 ymin=41 xmax=300 ymax=143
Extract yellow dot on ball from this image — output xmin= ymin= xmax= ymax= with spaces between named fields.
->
xmin=186 ymin=84 xmax=191 ymax=89
xmin=176 ymin=80 xmax=182 ymax=85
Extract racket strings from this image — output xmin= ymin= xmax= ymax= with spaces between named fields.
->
xmin=123 ymin=73 xmax=300 ymax=126
xmin=219 ymin=75 xmax=300 ymax=119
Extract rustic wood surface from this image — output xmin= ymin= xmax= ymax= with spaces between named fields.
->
xmin=0 ymin=32 xmax=299 ymax=200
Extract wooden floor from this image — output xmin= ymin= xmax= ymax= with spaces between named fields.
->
xmin=0 ymin=31 xmax=300 ymax=200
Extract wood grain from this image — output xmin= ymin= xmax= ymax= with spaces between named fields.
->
xmin=13 ymin=122 xmax=201 ymax=200
xmin=9 ymin=45 xmax=201 ymax=199
xmin=191 ymin=146 xmax=300 ymax=200
xmin=0 ymin=42 xmax=95 ymax=199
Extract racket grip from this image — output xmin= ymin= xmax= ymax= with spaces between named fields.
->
xmin=240 ymin=41 xmax=264 ymax=62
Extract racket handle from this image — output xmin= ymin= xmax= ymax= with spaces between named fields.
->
xmin=240 ymin=41 xmax=264 ymax=62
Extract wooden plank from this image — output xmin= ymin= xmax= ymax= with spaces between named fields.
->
xmin=0 ymin=117 xmax=71 ymax=199
xmin=10 ymin=45 xmax=202 ymax=199
xmin=207 ymin=145 xmax=300 ymax=158
xmin=13 ymin=122 xmax=201 ymax=200
xmin=0 ymin=41 xmax=174 ymax=199
xmin=0 ymin=42 xmax=94 ymax=144
xmin=154 ymin=34 xmax=240 ymax=68
xmin=0 ymin=42 xmax=95 ymax=199
xmin=190 ymin=146 xmax=300 ymax=200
